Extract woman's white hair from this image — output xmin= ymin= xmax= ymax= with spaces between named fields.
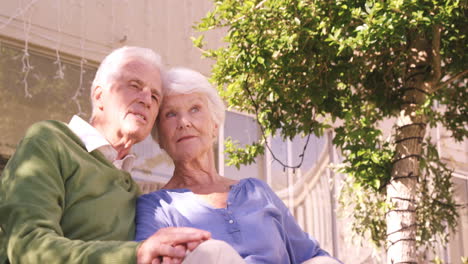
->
xmin=90 ymin=46 xmax=163 ymax=121
xmin=152 ymin=67 xmax=225 ymax=142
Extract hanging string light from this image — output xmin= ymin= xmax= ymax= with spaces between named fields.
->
xmin=53 ymin=0 xmax=64 ymax=80
xmin=71 ymin=0 xmax=86 ymax=117
xmin=72 ymin=57 xmax=86 ymax=116
xmin=20 ymin=2 xmax=34 ymax=98
xmin=0 ymin=0 xmax=40 ymax=98
xmin=0 ymin=0 xmax=39 ymax=31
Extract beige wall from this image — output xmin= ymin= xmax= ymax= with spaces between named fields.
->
xmin=0 ymin=0 xmax=223 ymax=73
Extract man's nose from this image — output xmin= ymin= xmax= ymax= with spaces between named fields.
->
xmin=139 ymin=88 xmax=152 ymax=107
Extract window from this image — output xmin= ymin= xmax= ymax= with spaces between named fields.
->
xmin=449 ymin=174 xmax=468 ymax=260
xmin=0 ymin=41 xmax=96 ymax=159
xmin=268 ymin=132 xmax=327 ymax=191
xmin=221 ymin=111 xmax=264 ymax=180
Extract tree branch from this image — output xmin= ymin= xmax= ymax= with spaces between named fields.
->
xmin=231 ymin=0 xmax=267 ymax=23
xmin=255 ymin=0 xmax=267 ymax=9
xmin=430 ymin=25 xmax=442 ymax=86
xmin=433 ymin=70 xmax=468 ymax=92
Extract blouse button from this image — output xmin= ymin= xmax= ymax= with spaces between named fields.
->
xmin=228 ymin=219 xmax=234 ymax=224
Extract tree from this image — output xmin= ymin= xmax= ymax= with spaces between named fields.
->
xmin=194 ymin=0 xmax=467 ymax=262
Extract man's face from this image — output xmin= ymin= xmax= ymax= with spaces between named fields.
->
xmin=96 ymin=58 xmax=162 ymax=143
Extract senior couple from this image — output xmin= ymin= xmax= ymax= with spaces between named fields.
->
xmin=0 ymin=46 xmax=342 ymax=264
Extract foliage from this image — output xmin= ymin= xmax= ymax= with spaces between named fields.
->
xmin=462 ymin=256 xmax=468 ymax=264
xmin=195 ymin=0 xmax=467 ymax=253
xmin=339 ymin=174 xmax=390 ymax=247
xmin=416 ymin=139 xmax=458 ymax=248
xmin=430 ymin=256 xmax=468 ymax=264
xmin=332 ymin=102 xmax=394 ymax=191
xmin=429 ymin=81 xmax=468 ymax=141
xmin=339 ymin=138 xmax=459 ymax=248
xmin=224 ymin=137 xmax=265 ymax=169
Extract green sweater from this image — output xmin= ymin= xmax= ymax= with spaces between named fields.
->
xmin=0 ymin=120 xmax=141 ymax=263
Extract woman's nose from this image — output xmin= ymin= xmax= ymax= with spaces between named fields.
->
xmin=177 ymin=116 xmax=191 ymax=129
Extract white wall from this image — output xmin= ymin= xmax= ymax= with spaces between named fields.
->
xmin=0 ymin=0 xmax=223 ymax=73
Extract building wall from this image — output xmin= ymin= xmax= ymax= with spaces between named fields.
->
xmin=0 ymin=0 xmax=222 ymax=73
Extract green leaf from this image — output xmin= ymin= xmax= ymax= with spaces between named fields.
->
xmin=257 ymin=56 xmax=265 ymax=65
xmin=191 ymin=35 xmax=205 ymax=48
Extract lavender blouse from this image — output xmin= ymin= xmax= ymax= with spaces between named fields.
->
xmin=135 ymin=177 xmax=333 ymax=263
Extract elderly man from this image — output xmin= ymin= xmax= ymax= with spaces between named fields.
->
xmin=0 ymin=46 xmax=243 ymax=264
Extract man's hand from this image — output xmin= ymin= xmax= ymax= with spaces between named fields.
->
xmin=136 ymin=227 xmax=211 ymax=264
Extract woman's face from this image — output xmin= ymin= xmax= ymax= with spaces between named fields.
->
xmin=157 ymin=92 xmax=218 ymax=162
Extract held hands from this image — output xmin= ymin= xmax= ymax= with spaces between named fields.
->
xmin=137 ymin=227 xmax=211 ymax=264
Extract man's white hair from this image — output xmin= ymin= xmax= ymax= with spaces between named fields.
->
xmin=90 ymin=46 xmax=163 ymax=121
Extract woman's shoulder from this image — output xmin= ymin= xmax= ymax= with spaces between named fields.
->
xmin=240 ymin=177 xmax=269 ymax=187
xmin=144 ymin=186 xmax=194 ymax=195
xmin=238 ymin=177 xmax=283 ymax=201
xmin=138 ymin=189 xmax=182 ymax=203
xmin=235 ymin=177 xmax=273 ymax=193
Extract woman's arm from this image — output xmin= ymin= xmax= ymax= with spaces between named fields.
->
xmin=135 ymin=193 xmax=169 ymax=241
xmin=253 ymin=178 xmax=343 ymax=263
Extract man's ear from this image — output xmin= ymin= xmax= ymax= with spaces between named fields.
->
xmin=92 ymin=85 xmax=104 ymax=110
xmin=212 ymin=123 xmax=219 ymax=139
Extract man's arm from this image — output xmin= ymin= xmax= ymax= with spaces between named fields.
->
xmin=0 ymin=132 xmax=141 ymax=263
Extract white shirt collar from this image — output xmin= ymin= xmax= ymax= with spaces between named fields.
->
xmin=68 ymin=115 xmax=136 ymax=172
xmin=68 ymin=115 xmax=110 ymax=153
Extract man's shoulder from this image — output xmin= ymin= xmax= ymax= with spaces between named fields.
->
xmin=25 ymin=120 xmax=74 ymax=140
xmin=21 ymin=120 xmax=83 ymax=149
xmin=26 ymin=120 xmax=67 ymax=134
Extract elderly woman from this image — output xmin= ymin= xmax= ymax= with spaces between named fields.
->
xmin=135 ymin=68 xmax=342 ymax=264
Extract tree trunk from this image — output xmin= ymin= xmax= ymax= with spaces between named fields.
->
xmin=386 ymin=31 xmax=434 ymax=264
